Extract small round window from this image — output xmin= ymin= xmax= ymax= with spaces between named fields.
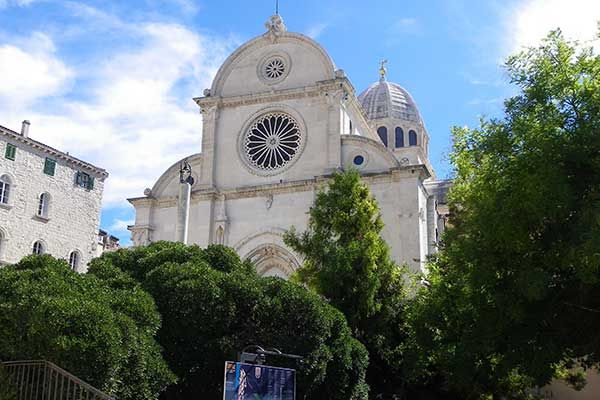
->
xmin=353 ymin=155 xmax=365 ymax=166
xmin=264 ymin=57 xmax=285 ymax=79
xmin=258 ymin=53 xmax=291 ymax=84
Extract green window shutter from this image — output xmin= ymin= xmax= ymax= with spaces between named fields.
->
xmin=76 ymin=171 xmax=84 ymax=187
xmin=87 ymin=176 xmax=95 ymax=190
xmin=5 ymin=144 xmax=16 ymax=160
xmin=43 ymin=158 xmax=56 ymax=176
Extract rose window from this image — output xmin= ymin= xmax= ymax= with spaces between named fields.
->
xmin=263 ymin=57 xmax=286 ymax=79
xmin=244 ymin=113 xmax=302 ymax=171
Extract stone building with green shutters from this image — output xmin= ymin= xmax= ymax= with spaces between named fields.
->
xmin=0 ymin=120 xmax=108 ymax=270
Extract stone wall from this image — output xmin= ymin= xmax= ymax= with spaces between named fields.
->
xmin=0 ymin=135 xmax=105 ymax=271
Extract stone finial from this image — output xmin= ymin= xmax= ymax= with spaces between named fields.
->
xmin=265 ymin=14 xmax=286 ymax=43
xmin=143 ymin=188 xmax=152 ymax=196
xmin=335 ymin=69 xmax=346 ymax=79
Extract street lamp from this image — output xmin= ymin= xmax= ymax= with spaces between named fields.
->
xmin=238 ymin=345 xmax=303 ymax=365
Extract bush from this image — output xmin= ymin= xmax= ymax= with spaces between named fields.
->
xmin=89 ymin=242 xmax=369 ymax=400
xmin=0 ymin=255 xmax=175 ymax=400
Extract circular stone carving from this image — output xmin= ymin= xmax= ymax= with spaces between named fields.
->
xmin=264 ymin=57 xmax=285 ymax=79
xmin=258 ymin=53 xmax=291 ymax=84
xmin=243 ymin=112 xmax=302 ymax=173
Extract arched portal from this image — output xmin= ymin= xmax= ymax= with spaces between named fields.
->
xmin=245 ymin=243 xmax=300 ymax=279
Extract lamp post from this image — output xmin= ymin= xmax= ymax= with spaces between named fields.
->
xmin=177 ymin=159 xmax=194 ymax=244
xmin=238 ymin=345 xmax=303 ymax=365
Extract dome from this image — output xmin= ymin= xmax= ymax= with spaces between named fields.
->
xmin=358 ymin=78 xmax=423 ymax=124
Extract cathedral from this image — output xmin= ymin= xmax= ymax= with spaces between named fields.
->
xmin=128 ymin=14 xmax=451 ymax=277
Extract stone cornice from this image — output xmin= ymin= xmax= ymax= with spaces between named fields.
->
xmin=127 ymin=197 xmax=156 ymax=206
xmin=0 ymin=124 xmax=109 ymax=179
xmin=194 ymin=79 xmax=347 ymax=111
xmin=131 ymin=165 xmax=430 ymax=209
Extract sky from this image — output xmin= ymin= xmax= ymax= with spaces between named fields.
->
xmin=0 ymin=0 xmax=599 ymax=246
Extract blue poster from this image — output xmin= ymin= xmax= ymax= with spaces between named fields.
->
xmin=223 ymin=362 xmax=296 ymax=400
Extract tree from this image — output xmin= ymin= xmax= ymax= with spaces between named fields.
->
xmin=406 ymin=30 xmax=600 ymax=398
xmin=89 ymin=242 xmax=369 ymax=400
xmin=0 ymin=365 xmax=17 ymax=400
xmin=284 ymin=170 xmax=411 ymax=398
xmin=0 ymin=255 xmax=175 ymax=400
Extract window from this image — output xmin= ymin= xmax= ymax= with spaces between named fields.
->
xmin=37 ymin=193 xmax=50 ymax=218
xmin=32 ymin=241 xmax=44 ymax=255
xmin=243 ymin=112 xmax=302 ymax=172
xmin=44 ymin=158 xmax=56 ymax=176
xmin=5 ymin=144 xmax=16 ymax=160
xmin=68 ymin=251 xmax=80 ymax=270
xmin=75 ymin=171 xmax=94 ymax=190
xmin=0 ymin=229 xmax=5 ymax=261
xmin=263 ymin=57 xmax=286 ymax=79
xmin=353 ymin=155 xmax=365 ymax=166
xmin=395 ymin=127 xmax=405 ymax=148
xmin=377 ymin=126 xmax=388 ymax=147
xmin=0 ymin=175 xmax=11 ymax=204
xmin=409 ymin=130 xmax=418 ymax=146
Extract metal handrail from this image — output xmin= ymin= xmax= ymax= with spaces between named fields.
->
xmin=1 ymin=360 xmax=115 ymax=400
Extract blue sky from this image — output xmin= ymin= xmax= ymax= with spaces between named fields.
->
xmin=0 ymin=0 xmax=598 ymax=245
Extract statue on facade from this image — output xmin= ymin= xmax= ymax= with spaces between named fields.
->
xmin=265 ymin=14 xmax=286 ymax=42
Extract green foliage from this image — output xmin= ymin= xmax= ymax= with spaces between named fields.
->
xmin=284 ymin=170 xmax=410 ymax=397
xmin=0 ymin=366 xmax=17 ymax=400
xmin=407 ymin=30 xmax=600 ymax=398
xmin=89 ymin=242 xmax=369 ymax=400
xmin=0 ymin=255 xmax=175 ymax=400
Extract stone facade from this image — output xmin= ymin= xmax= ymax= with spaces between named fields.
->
xmin=128 ymin=15 xmax=450 ymax=277
xmin=0 ymin=122 xmax=108 ymax=271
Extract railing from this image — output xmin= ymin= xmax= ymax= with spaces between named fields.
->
xmin=1 ymin=360 xmax=115 ymax=400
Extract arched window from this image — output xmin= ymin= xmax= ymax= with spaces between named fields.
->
xmin=377 ymin=126 xmax=388 ymax=147
xmin=68 ymin=251 xmax=80 ymax=270
xmin=409 ymin=130 xmax=418 ymax=146
xmin=0 ymin=228 xmax=5 ymax=261
xmin=395 ymin=127 xmax=405 ymax=148
xmin=0 ymin=174 xmax=11 ymax=204
xmin=37 ymin=193 xmax=50 ymax=218
xmin=32 ymin=240 xmax=44 ymax=255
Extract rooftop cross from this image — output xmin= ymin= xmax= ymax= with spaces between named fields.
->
xmin=379 ymin=59 xmax=388 ymax=81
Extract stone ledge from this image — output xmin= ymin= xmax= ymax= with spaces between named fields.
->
xmin=32 ymin=214 xmax=50 ymax=223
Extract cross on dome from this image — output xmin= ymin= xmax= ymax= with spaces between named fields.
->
xmin=379 ymin=59 xmax=388 ymax=81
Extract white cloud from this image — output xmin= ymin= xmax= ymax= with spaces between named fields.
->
xmin=305 ymin=23 xmax=328 ymax=39
xmin=0 ymin=33 xmax=73 ymax=109
xmin=392 ymin=18 xmax=422 ymax=35
xmin=109 ymin=218 xmax=134 ymax=233
xmin=0 ymin=0 xmax=38 ymax=7
xmin=166 ymin=0 xmax=199 ymax=15
xmin=0 ymin=6 xmax=237 ymax=210
xmin=507 ymin=0 xmax=600 ymax=53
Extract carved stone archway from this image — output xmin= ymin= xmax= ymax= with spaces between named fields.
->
xmin=245 ymin=243 xmax=300 ymax=279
